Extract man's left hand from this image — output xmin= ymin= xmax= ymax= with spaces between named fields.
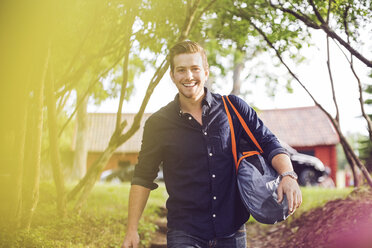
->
xmin=277 ymin=176 xmax=302 ymax=214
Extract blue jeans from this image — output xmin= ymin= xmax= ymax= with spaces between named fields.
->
xmin=166 ymin=225 xmax=247 ymax=248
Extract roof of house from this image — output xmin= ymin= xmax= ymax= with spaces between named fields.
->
xmin=72 ymin=113 xmax=152 ymax=153
xmin=77 ymin=105 xmax=339 ymax=153
xmin=258 ymin=106 xmax=339 ymax=147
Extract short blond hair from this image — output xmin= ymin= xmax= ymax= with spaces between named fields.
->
xmin=169 ymin=40 xmax=209 ymax=73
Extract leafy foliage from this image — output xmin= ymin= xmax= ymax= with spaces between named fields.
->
xmin=0 ymin=182 xmax=166 ymax=248
xmin=190 ymin=0 xmax=312 ymax=98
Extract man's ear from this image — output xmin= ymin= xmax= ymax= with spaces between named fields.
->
xmin=170 ymin=69 xmax=175 ymax=82
xmin=205 ymin=69 xmax=209 ymax=80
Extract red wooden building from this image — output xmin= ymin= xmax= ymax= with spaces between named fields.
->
xmin=76 ymin=106 xmax=339 ymax=183
xmin=258 ymin=106 xmax=339 ymax=183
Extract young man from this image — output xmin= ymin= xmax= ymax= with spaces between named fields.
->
xmin=121 ymin=41 xmax=302 ymax=248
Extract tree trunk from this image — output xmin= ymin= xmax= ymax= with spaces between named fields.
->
xmin=20 ymin=70 xmax=47 ymax=230
xmin=46 ymin=68 xmax=67 ymax=218
xmin=72 ymin=93 xmax=88 ymax=180
xmin=329 ymin=116 xmax=372 ymax=187
xmin=340 ymin=137 xmax=360 ymax=186
xmin=0 ymin=0 xmax=53 ymax=231
xmin=72 ymin=145 xmax=117 ymax=212
xmin=231 ymin=61 xmax=244 ymax=95
xmin=20 ymin=42 xmax=51 ymax=230
xmin=0 ymin=85 xmax=29 ymax=230
xmin=0 ymin=1 xmax=33 ymax=231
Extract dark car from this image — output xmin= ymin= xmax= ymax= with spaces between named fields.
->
xmin=281 ymin=141 xmax=331 ymax=186
xmin=100 ymin=161 xmax=134 ymax=183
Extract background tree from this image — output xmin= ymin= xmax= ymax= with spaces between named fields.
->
xmin=193 ymin=0 xmax=303 ymax=101
xmin=50 ymin=0 xmax=138 ymax=181
xmin=227 ymin=0 xmax=372 ymax=186
xmin=265 ymin=0 xmax=372 ymax=137
xmin=0 ymin=0 xmax=218 ymax=231
xmin=68 ymin=0 xmax=218 ymax=212
xmin=0 ymin=0 xmax=54 ymax=230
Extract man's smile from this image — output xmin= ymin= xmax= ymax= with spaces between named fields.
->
xmin=182 ymin=82 xmax=198 ymax=87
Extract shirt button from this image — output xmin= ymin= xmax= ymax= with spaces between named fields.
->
xmin=204 ymin=131 xmax=207 ymax=136
xmin=188 ymin=116 xmax=192 ymax=120
xmin=209 ymin=153 xmax=213 ymax=157
xmin=212 ymin=214 xmax=216 ymax=218
xmin=212 ymin=174 xmax=216 ymax=178
xmin=213 ymin=196 xmax=217 ymax=200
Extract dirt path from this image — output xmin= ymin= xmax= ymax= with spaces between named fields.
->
xmin=150 ymin=187 xmax=372 ymax=248
xmin=246 ymin=187 xmax=372 ymax=248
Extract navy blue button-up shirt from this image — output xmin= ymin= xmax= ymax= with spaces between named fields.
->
xmin=132 ymin=88 xmax=287 ymax=239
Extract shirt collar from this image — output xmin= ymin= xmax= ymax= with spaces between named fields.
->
xmin=203 ymin=87 xmax=213 ymax=107
xmin=174 ymin=87 xmax=212 ymax=116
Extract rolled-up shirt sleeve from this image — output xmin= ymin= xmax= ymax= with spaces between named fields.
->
xmin=131 ymin=116 xmax=162 ymax=190
xmin=229 ymin=95 xmax=289 ymax=162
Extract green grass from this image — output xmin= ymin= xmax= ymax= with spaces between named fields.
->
xmin=0 ymin=182 xmax=353 ymax=247
xmin=298 ymin=187 xmax=353 ymax=214
xmin=0 ymin=181 xmax=168 ymax=248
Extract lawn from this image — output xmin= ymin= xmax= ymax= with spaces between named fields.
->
xmin=0 ymin=182 xmax=353 ymax=248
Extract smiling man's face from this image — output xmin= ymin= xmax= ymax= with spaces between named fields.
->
xmin=170 ymin=52 xmax=209 ymax=101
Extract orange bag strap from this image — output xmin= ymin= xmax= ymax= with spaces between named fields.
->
xmin=222 ymin=96 xmax=239 ymax=171
xmin=225 ymin=95 xmax=264 ymax=154
xmin=237 ymin=151 xmax=260 ymax=167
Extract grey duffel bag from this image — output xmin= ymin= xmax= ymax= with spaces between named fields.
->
xmin=222 ymin=95 xmax=290 ymax=224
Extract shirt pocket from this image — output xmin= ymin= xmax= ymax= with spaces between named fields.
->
xmin=208 ymin=121 xmax=231 ymax=154
xmin=219 ymin=123 xmax=231 ymax=152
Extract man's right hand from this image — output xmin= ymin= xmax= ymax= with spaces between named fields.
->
xmin=121 ymin=231 xmax=140 ymax=248
xmin=122 ymin=185 xmax=151 ymax=248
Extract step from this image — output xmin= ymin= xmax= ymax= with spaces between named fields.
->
xmin=149 ymin=231 xmax=167 ymax=248
xmin=154 ymin=217 xmax=168 ymax=234
xmin=157 ymin=206 xmax=167 ymax=218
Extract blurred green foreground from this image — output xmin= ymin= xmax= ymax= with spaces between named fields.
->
xmin=0 ymin=182 xmax=352 ymax=248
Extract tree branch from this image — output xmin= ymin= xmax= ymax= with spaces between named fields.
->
xmin=326 ymin=0 xmax=332 ymax=24
xmin=56 ymin=89 xmax=72 ymax=114
xmin=248 ymin=13 xmax=372 ymax=187
xmin=180 ymin=0 xmax=201 ymax=40
xmin=247 ymin=19 xmax=322 ymax=110
xmin=308 ymin=0 xmax=326 ymax=24
xmin=55 ymin=23 xmax=127 ymax=98
xmin=116 ymin=0 xmax=206 ymax=146
xmin=342 ymin=5 xmax=351 ymax=39
xmin=115 ymin=45 xmax=131 ymax=132
xmin=56 ymin=4 xmax=101 ymax=92
xmin=342 ymin=9 xmax=372 ymax=140
xmin=45 ymin=55 xmax=67 ymax=218
xmin=56 ymin=42 xmax=123 ymax=98
xmin=117 ymin=58 xmax=169 ymax=146
xmin=57 ymin=52 xmax=123 ymax=138
xmin=320 ymin=24 xmax=372 ymax=68
xmin=326 ymin=35 xmax=340 ymax=123
xmin=191 ymin=0 xmax=217 ymax=31
xmin=115 ymin=9 xmax=136 ymax=132
xmin=353 ymin=56 xmax=372 ymax=140
xmin=268 ymin=0 xmax=320 ymax=29
xmin=268 ymin=0 xmax=372 ymax=68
